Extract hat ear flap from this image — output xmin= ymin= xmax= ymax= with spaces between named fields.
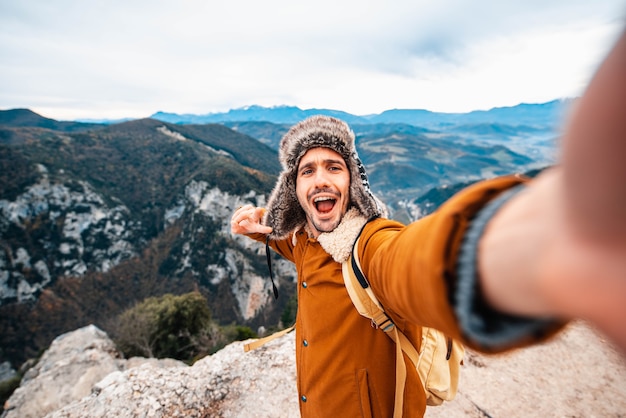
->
xmin=264 ymin=170 xmax=305 ymax=240
xmin=348 ymin=154 xmax=388 ymax=219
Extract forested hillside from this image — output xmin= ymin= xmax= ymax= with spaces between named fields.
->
xmin=0 ymin=105 xmax=557 ymax=367
xmin=0 ymin=111 xmax=291 ymax=366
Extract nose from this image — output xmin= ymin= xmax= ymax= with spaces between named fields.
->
xmin=313 ymin=169 xmax=331 ymax=188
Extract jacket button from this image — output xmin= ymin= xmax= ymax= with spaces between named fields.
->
xmin=302 ymin=282 xmax=308 ymax=288
xmin=303 ymin=339 xmax=308 ymax=347
xmin=301 ymin=395 xmax=307 ymax=403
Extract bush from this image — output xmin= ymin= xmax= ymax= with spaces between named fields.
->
xmin=0 ymin=374 xmax=22 ymax=407
xmin=114 ymin=292 xmax=211 ymax=361
xmin=223 ymin=324 xmax=257 ymax=342
xmin=280 ymin=295 xmax=298 ymax=327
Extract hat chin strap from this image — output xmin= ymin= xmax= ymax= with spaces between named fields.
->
xmin=265 ymin=236 xmax=279 ymax=299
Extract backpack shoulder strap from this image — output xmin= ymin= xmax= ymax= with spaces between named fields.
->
xmin=341 ymin=235 xmax=394 ymax=331
xmin=342 ymin=229 xmax=464 ymax=409
xmin=342 ymin=235 xmax=417 ymax=360
xmin=342 ymin=234 xmax=418 ymax=418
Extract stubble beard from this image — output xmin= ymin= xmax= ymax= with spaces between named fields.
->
xmin=308 ymin=212 xmax=343 ymax=235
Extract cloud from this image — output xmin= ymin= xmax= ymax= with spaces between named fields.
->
xmin=0 ymin=0 xmax=624 ymax=119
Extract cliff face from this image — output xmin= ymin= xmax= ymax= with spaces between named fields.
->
xmin=3 ymin=321 xmax=625 ymax=418
xmin=0 ymin=119 xmax=294 ymax=366
xmin=0 ymin=166 xmax=141 ymax=303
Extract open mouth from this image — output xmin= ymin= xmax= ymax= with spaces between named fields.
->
xmin=314 ymin=196 xmax=337 ymax=214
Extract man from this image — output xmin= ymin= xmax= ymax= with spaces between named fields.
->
xmin=231 ymin=28 xmax=626 ymax=417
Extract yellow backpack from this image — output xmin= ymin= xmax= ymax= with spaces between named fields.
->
xmin=342 ymin=234 xmax=464 ymax=416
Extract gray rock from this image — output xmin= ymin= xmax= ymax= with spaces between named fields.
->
xmin=4 ymin=321 xmax=626 ymax=418
xmin=0 ymin=362 xmax=16 ymax=383
xmin=426 ymin=321 xmax=626 ymax=417
xmin=3 ymin=325 xmax=122 ymax=418
xmin=45 ymin=330 xmax=298 ymax=418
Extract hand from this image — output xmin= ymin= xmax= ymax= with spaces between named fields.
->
xmin=230 ymin=204 xmax=273 ymax=235
xmin=479 ymin=27 xmax=626 ymax=354
xmin=480 ymin=169 xmax=626 ymax=353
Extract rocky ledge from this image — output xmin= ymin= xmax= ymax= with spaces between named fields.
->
xmin=3 ymin=321 xmax=625 ymax=418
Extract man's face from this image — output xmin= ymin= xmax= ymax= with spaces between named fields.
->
xmin=296 ymin=147 xmax=351 ymax=238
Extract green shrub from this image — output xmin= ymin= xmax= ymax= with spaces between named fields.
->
xmin=0 ymin=374 xmax=22 ymax=407
xmin=231 ymin=325 xmax=257 ymax=341
xmin=280 ymin=295 xmax=298 ymax=327
xmin=114 ymin=292 xmax=211 ymax=361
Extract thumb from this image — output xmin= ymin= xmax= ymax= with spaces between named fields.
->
xmin=254 ymin=224 xmax=274 ymax=234
xmin=253 ymin=208 xmax=273 ymax=234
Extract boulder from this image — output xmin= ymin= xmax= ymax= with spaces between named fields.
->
xmin=3 ymin=325 xmax=122 ymax=418
xmin=0 ymin=362 xmax=16 ymax=383
xmin=3 ymin=321 xmax=625 ymax=418
xmin=45 ymin=330 xmax=298 ymax=418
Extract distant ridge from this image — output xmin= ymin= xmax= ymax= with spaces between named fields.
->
xmin=1 ymin=99 xmax=573 ymax=128
xmin=152 ymin=105 xmax=363 ymax=125
xmin=151 ymin=99 xmax=573 ymax=128
xmin=0 ymin=108 xmax=103 ymax=132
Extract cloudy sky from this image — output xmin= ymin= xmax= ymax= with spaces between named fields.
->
xmin=1 ymin=0 xmax=624 ymax=121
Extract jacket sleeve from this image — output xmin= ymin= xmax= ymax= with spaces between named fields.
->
xmin=359 ymin=175 xmax=565 ymax=353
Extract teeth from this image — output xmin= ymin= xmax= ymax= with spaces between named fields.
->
xmin=314 ymin=197 xmax=335 ymax=202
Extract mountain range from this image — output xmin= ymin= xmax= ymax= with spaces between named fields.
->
xmin=0 ymin=102 xmax=562 ymax=368
xmin=150 ymin=100 xmax=569 ymax=128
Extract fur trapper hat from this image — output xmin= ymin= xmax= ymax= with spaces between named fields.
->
xmin=264 ymin=115 xmax=387 ymax=240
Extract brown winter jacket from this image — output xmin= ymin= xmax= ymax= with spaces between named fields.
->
xmin=249 ymin=175 xmax=561 ymax=417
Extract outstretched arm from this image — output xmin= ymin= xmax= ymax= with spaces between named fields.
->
xmin=478 ymin=28 xmax=626 ymax=353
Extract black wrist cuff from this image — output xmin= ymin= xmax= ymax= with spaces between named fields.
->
xmin=455 ymin=184 xmax=558 ymax=350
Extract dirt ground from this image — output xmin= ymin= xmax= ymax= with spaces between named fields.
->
xmin=425 ymin=321 xmax=626 ymax=417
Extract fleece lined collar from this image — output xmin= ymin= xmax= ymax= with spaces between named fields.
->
xmin=313 ymin=207 xmax=369 ymax=263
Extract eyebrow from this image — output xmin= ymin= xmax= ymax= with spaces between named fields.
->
xmin=298 ymin=158 xmax=346 ymax=171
